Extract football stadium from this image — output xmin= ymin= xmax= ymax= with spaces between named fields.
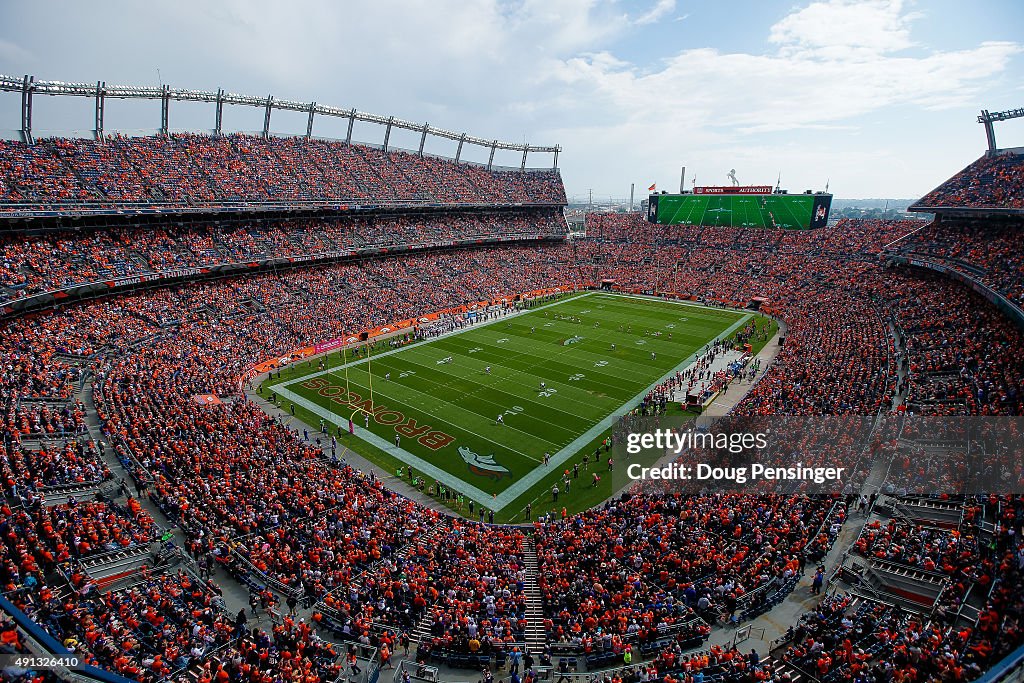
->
xmin=1 ymin=5 xmax=1024 ymax=683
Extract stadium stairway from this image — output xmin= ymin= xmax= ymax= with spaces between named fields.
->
xmin=886 ymin=319 xmax=911 ymax=411
xmin=409 ymin=608 xmax=434 ymax=649
xmin=763 ymin=654 xmax=806 ymax=682
xmin=847 ymin=557 xmax=949 ymax=615
xmin=885 ymin=495 xmax=964 ymax=530
xmin=323 ymin=520 xmax=448 ymax=646
xmin=522 ymin=534 xmax=548 ymax=656
xmin=407 ymin=531 xmax=547 ymax=664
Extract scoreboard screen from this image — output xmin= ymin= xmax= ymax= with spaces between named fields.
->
xmin=648 ymin=192 xmax=832 ymax=230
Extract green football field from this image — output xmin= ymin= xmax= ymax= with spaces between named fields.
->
xmin=266 ymin=292 xmax=751 ymax=519
xmin=655 ymin=194 xmax=814 ymax=229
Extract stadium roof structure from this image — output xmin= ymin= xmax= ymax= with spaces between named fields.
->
xmin=0 ymin=74 xmax=560 ymax=170
xmin=909 ymin=107 xmax=1024 ymax=217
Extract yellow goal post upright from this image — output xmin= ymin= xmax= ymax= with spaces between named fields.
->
xmin=340 ymin=337 xmax=375 ymax=432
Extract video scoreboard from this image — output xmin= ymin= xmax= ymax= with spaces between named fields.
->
xmin=648 ymin=186 xmax=832 ymax=230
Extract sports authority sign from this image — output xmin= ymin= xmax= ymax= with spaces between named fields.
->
xmin=693 ymin=186 xmax=774 ymax=195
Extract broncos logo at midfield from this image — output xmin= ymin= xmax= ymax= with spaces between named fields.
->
xmin=459 ymin=446 xmax=512 ymax=481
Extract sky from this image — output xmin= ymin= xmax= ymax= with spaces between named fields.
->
xmin=1 ymin=0 xmax=1022 ymax=202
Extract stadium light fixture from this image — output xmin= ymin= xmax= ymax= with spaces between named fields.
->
xmin=978 ymin=107 xmax=1024 ymax=153
xmin=0 ymin=73 xmax=561 ymax=165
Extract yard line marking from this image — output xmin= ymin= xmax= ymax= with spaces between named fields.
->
xmin=270 ymin=291 xmax=600 ymax=388
xmin=324 ymin=369 xmax=568 ymax=450
xmin=428 ymin=333 xmax=669 ymax=396
xmin=486 ymin=308 xmax=753 ymax=511
xmin=371 ymin=338 xmax=627 ymax=415
xmin=378 ymin=354 xmax=602 ymax=424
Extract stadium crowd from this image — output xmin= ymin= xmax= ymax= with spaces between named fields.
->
xmin=10 ymin=566 xmax=345 ymax=683
xmin=915 ymin=152 xmax=1024 ymax=209
xmin=0 ymin=496 xmax=156 ymax=589
xmin=2 ymin=137 xmax=1024 ymax=683
xmin=771 ymin=496 xmax=1024 ymax=683
xmin=233 ymin=487 xmax=438 ymax=600
xmin=0 ymin=134 xmax=566 ymax=211
xmin=0 ymin=209 xmax=566 ymax=304
xmin=534 ymin=492 xmax=841 ymax=657
xmin=0 ymin=242 xmax=583 ymax=682
xmin=865 ymin=271 xmax=1024 ymax=415
xmin=1 ymin=438 xmax=109 ymax=496
xmin=408 ymin=521 xmax=529 ymax=656
xmin=887 ymin=219 xmax=1024 ymax=309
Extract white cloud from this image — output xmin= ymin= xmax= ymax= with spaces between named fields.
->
xmin=634 ymin=0 xmax=676 ymax=25
xmin=529 ymin=0 xmax=1021 ymax=198
xmin=769 ymin=0 xmax=921 ymax=58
